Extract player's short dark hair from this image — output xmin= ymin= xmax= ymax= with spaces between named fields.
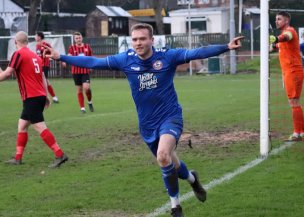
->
xmin=36 ymin=31 xmax=44 ymax=40
xmin=131 ymin=23 xmax=153 ymax=38
xmin=73 ymin=31 xmax=82 ymax=36
xmin=277 ymin=11 xmax=291 ymax=20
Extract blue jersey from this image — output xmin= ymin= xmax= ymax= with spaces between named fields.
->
xmin=60 ymin=45 xmax=229 ymax=141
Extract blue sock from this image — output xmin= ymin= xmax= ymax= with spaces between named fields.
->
xmin=161 ymin=163 xmax=179 ymax=197
xmin=177 ymin=160 xmax=190 ymax=180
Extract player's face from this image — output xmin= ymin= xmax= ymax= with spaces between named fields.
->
xmin=131 ymin=29 xmax=154 ymax=60
xmin=74 ymin=35 xmax=83 ymax=46
xmin=275 ymin=15 xmax=289 ymax=30
xmin=35 ymin=34 xmax=41 ymax=42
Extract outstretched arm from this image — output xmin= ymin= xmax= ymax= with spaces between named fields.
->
xmin=270 ymin=31 xmax=293 ymax=44
xmin=184 ymin=36 xmax=245 ymax=62
xmin=59 ymin=55 xmax=110 ymax=70
xmin=227 ymin=36 xmax=245 ymax=49
xmin=44 ymin=44 xmax=110 ymax=70
xmin=0 ymin=67 xmax=14 ymax=82
xmin=186 ymin=44 xmax=229 ymax=61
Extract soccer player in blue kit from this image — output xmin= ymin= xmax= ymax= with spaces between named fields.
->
xmin=45 ymin=23 xmax=244 ymax=217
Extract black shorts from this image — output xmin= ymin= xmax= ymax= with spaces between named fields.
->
xmin=21 ymin=96 xmax=46 ymax=124
xmin=73 ymin=74 xmax=90 ymax=86
xmin=43 ymin=66 xmax=50 ymax=79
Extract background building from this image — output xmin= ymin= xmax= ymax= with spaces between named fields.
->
xmin=86 ymin=6 xmax=131 ymax=37
xmin=169 ymin=6 xmax=229 ymax=34
xmin=0 ymin=0 xmax=27 ymax=35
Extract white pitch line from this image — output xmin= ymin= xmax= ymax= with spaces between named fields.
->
xmin=146 ymin=142 xmax=294 ymax=217
xmin=46 ymin=110 xmax=133 ymax=124
xmin=0 ymin=110 xmax=133 ymax=137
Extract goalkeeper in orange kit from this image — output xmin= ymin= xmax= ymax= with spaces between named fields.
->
xmin=270 ymin=11 xmax=304 ymax=141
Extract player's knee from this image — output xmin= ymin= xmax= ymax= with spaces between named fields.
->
xmin=289 ymin=100 xmax=301 ymax=107
xmin=157 ymin=150 xmax=171 ymax=166
xmin=77 ymin=88 xmax=83 ymax=93
xmin=83 ymin=84 xmax=90 ymax=91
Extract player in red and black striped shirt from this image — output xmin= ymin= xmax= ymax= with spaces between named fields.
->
xmin=64 ymin=31 xmax=94 ymax=113
xmin=35 ymin=32 xmax=59 ymax=103
xmin=0 ymin=31 xmax=68 ymax=168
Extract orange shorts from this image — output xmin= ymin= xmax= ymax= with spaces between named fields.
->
xmin=283 ymin=70 xmax=304 ymax=99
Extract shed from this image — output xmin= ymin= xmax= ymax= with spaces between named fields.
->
xmin=86 ymin=5 xmax=132 ymax=37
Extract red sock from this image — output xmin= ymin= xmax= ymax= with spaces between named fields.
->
xmin=77 ymin=92 xmax=85 ymax=108
xmin=47 ymin=85 xmax=56 ymax=97
xmin=85 ymin=89 xmax=92 ymax=102
xmin=292 ymin=106 xmax=304 ymax=134
xmin=15 ymin=132 xmax=28 ymax=160
xmin=302 ymin=110 xmax=304 ymax=133
xmin=40 ymin=129 xmax=63 ymax=158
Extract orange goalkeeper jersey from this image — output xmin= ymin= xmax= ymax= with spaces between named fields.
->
xmin=278 ymin=26 xmax=303 ymax=74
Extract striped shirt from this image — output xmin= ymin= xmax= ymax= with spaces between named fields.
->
xmin=9 ymin=47 xmax=46 ymax=101
xmin=68 ymin=43 xmax=92 ymax=74
xmin=36 ymin=41 xmax=51 ymax=67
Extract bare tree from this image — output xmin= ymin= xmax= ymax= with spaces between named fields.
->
xmin=152 ymin=0 xmax=167 ymax=35
xmin=28 ymin=0 xmax=41 ymax=34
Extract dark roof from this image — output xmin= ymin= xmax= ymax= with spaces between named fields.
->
xmin=96 ymin=6 xmax=132 ymax=17
xmin=10 ymin=0 xmax=26 ymax=9
xmin=11 ymin=0 xmax=140 ymax=14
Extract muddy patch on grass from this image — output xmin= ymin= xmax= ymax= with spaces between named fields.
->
xmin=117 ymin=129 xmax=260 ymax=148
xmin=79 ymin=129 xmax=264 ymax=161
xmin=115 ymin=129 xmax=260 ymax=147
xmin=117 ymin=132 xmax=143 ymax=146
xmin=80 ymin=148 xmax=104 ymax=161
xmin=179 ymin=130 xmax=259 ymax=148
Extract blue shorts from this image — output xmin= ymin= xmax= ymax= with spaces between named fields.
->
xmin=141 ymin=117 xmax=183 ymax=156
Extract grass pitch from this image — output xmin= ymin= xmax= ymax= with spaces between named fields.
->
xmin=0 ymin=74 xmax=303 ymax=217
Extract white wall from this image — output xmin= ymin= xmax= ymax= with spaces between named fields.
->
xmin=169 ymin=8 xmax=229 ymax=34
xmin=221 ymin=10 xmax=229 ymax=33
xmin=207 ymin=10 xmax=229 ymax=33
xmin=171 ymin=16 xmax=187 ymax=34
xmin=206 ymin=13 xmax=221 ymax=33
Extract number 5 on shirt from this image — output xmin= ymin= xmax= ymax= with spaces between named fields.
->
xmin=32 ymin=58 xmax=40 ymax=73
